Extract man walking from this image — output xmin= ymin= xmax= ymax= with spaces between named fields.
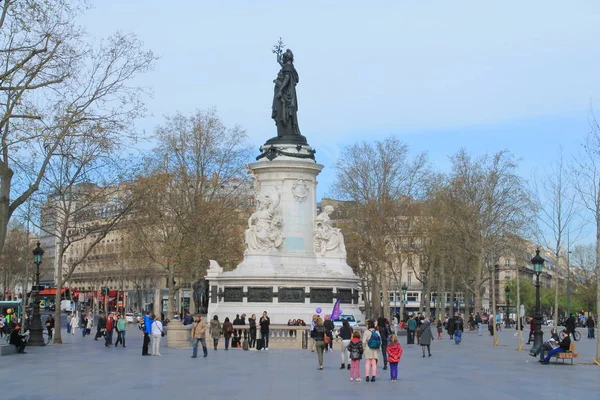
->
xmin=95 ymin=313 xmax=106 ymax=341
xmin=141 ymin=312 xmax=152 ymax=356
xmin=191 ymin=315 xmax=208 ymax=358
xmin=105 ymin=312 xmax=115 ymax=347
xmin=407 ymin=315 xmax=416 ymax=345
xmin=259 ymin=311 xmax=270 ymax=351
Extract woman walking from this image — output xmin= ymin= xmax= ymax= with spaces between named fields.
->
xmin=362 ymin=320 xmax=380 ymax=382
xmin=210 ymin=315 xmax=222 ymax=350
xmin=151 ymin=315 xmax=163 ymax=356
xmin=115 ymin=314 xmax=127 ymax=347
xmin=222 ymin=317 xmax=234 ymax=350
xmin=311 ymin=317 xmax=328 ymax=370
xmin=436 ymin=319 xmax=443 ymax=339
xmin=420 ymin=318 xmax=434 ymax=357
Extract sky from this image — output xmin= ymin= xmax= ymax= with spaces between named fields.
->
xmin=79 ymin=1 xmax=600 ymax=241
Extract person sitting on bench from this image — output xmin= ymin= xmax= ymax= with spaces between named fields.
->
xmin=530 ymin=328 xmax=560 ymax=357
xmin=540 ymin=329 xmax=570 ymax=364
xmin=9 ymin=325 xmax=27 ymax=354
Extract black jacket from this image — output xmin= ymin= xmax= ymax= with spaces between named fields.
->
xmin=248 ymin=318 xmax=256 ymax=330
xmin=311 ymin=325 xmax=326 ymax=341
xmin=559 ymin=335 xmax=571 ymax=351
xmin=259 ymin=316 xmax=270 ymax=334
xmin=339 ymin=325 xmax=353 ymax=340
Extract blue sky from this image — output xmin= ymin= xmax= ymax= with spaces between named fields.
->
xmin=80 ymin=1 xmax=599 ymax=239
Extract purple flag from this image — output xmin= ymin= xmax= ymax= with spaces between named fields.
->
xmin=331 ymin=299 xmax=342 ymax=320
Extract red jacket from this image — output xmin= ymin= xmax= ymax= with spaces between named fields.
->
xmin=387 ymin=342 xmax=403 ymax=363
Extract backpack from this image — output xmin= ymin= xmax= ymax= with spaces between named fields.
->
xmin=367 ymin=329 xmax=381 ymax=349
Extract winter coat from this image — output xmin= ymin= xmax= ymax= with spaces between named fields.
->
xmin=338 ymin=325 xmax=353 ymax=340
xmin=407 ymin=318 xmax=417 ymax=331
xmin=386 ymin=342 xmax=403 ymax=363
xmin=362 ymin=328 xmax=380 ymax=359
xmin=311 ymin=325 xmax=327 ymax=341
xmin=209 ymin=319 xmax=222 ymax=339
xmin=419 ymin=321 xmax=434 ymax=346
xmin=347 ymin=338 xmax=364 ymax=360
xmin=222 ymin=321 xmax=234 ymax=339
xmin=191 ymin=321 xmax=207 ymax=339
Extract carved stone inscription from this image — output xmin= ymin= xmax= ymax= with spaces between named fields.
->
xmin=224 ymin=287 xmax=244 ymax=302
xmin=310 ymin=288 xmax=333 ymax=303
xmin=278 ymin=287 xmax=306 ymax=303
xmin=248 ymin=287 xmax=273 ymax=302
xmin=337 ymin=289 xmax=352 ymax=304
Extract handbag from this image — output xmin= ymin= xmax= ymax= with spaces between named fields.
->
xmin=323 ymin=329 xmax=331 ymax=345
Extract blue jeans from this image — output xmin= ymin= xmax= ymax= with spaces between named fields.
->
xmin=477 ymin=323 xmax=482 ymax=336
xmin=225 ymin=337 xmax=230 ymax=350
xmin=192 ymin=338 xmax=207 ymax=357
xmin=81 ymin=327 xmax=86 ymax=337
xmin=389 ymin=362 xmax=398 ymax=380
xmin=261 ymin=332 xmax=269 ymax=349
xmin=588 ymin=327 xmax=595 ymax=338
xmin=543 ymin=347 xmax=564 ymax=362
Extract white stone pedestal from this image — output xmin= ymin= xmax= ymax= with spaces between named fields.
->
xmin=207 ymin=141 xmax=362 ymax=324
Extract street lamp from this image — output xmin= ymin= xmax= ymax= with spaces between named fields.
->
xmin=504 ymin=285 xmax=511 ymax=328
xmin=531 ymin=248 xmax=545 ymax=351
xmin=29 ymin=242 xmax=45 ymax=346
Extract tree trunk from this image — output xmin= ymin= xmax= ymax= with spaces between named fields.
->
xmin=53 ymin=237 xmax=66 ymax=344
xmin=153 ymin=284 xmax=161 ymax=317
xmin=596 ymin=215 xmax=600 ymax=361
xmin=381 ymin=264 xmax=390 ymax=320
xmin=370 ymin=272 xmax=381 ymax=320
xmin=516 ymin=266 xmax=523 ymax=350
xmin=167 ymin=269 xmax=175 ymax=320
xmin=361 ymin=278 xmax=371 ymax=320
xmin=424 ymin=280 xmax=431 ymax=317
xmin=437 ymin=260 xmax=445 ymax=322
xmin=449 ymin=274 xmax=455 ymax=317
xmin=491 ymin=266 xmax=497 ymax=344
xmin=553 ymin=266 xmax=560 ymax=328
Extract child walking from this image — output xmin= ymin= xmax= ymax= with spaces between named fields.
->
xmin=347 ymin=330 xmax=364 ymax=382
xmin=386 ymin=334 xmax=403 ymax=382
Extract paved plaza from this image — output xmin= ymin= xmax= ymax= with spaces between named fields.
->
xmin=1 ymin=325 xmax=598 ymax=400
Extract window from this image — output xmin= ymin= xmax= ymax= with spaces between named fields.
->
xmin=505 ymin=272 xmax=511 ymax=280
xmin=505 ymin=259 xmax=510 ymax=266
xmin=407 ymin=292 xmax=418 ymax=302
xmin=407 ymin=272 xmax=412 ymax=286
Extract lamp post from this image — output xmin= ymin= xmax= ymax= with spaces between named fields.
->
xmin=29 ymin=242 xmax=45 ymax=346
xmin=505 ymin=285 xmax=511 ymax=328
xmin=401 ymin=283 xmax=408 ymax=321
xmin=531 ymin=248 xmax=545 ymax=351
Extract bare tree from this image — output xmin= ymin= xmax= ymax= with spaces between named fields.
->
xmin=533 ymin=146 xmax=583 ymax=327
xmin=0 ymin=0 xmax=156 ymax=255
xmin=572 ymin=111 xmax=600 ymax=360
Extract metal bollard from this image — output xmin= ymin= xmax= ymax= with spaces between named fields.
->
xmin=302 ymin=330 xmax=308 ymax=349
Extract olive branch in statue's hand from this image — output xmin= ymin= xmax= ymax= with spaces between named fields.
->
xmin=272 ymin=37 xmax=285 ymax=58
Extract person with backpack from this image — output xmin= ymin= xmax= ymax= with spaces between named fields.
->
xmin=362 ymin=319 xmax=381 ymax=382
xmin=420 ymin=317 xmax=434 ymax=357
xmin=386 ymin=334 xmax=403 ymax=382
xmin=347 ymin=330 xmax=364 ymax=381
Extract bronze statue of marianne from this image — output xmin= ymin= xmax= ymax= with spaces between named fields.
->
xmin=272 ymin=48 xmax=301 ymax=137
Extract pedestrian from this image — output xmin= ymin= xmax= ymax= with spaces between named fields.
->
xmin=95 ymin=313 xmax=106 ymax=341
xmin=586 ymin=316 xmax=595 ymax=339
xmin=475 ymin=312 xmax=483 ymax=336
xmin=309 ymin=314 xmax=318 ymax=352
xmin=454 ymin=314 xmax=464 ymax=345
xmin=259 ymin=310 xmax=270 ymax=351
xmin=210 ymin=315 xmax=222 ymax=350
xmin=105 ymin=312 xmax=115 ymax=347
xmin=420 ymin=318 xmax=434 ymax=357
xmin=115 ymin=313 xmax=126 ymax=347
xmin=248 ymin=313 xmax=257 ymax=349
xmin=142 ymin=312 xmax=152 ymax=356
xmin=436 ymin=319 xmax=443 ymax=339
xmin=362 ymin=319 xmax=381 ymax=382
xmin=386 ymin=334 xmax=403 ymax=382
xmin=526 ymin=316 xmax=535 ymax=343
xmin=45 ymin=314 xmax=54 ymax=339
xmin=151 ymin=315 xmax=163 ymax=356
xmin=407 ymin=315 xmax=416 ymax=344
xmin=66 ymin=313 xmax=72 ymax=334
xmin=311 ymin=317 xmax=327 ymax=370
xmin=377 ymin=316 xmax=390 ymax=370
xmin=446 ymin=315 xmax=455 ymax=339
xmin=190 ymin=315 xmax=208 ymax=358
xmin=222 ymin=317 xmax=233 ymax=350
xmin=324 ymin=315 xmax=335 ymax=352
xmin=347 ymin=330 xmax=363 ymax=382
xmin=86 ymin=314 xmax=93 ymax=336
xmin=80 ymin=314 xmax=88 ymax=338
xmin=338 ymin=319 xmax=353 ymax=370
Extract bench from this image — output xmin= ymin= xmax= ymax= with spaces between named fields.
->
xmin=0 ymin=344 xmax=17 ymax=356
xmin=549 ymin=342 xmax=579 ymax=364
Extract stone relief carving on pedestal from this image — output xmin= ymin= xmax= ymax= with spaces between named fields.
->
xmin=314 ymin=205 xmax=347 ymax=256
xmin=292 ymin=179 xmax=309 ymax=202
xmin=245 ymin=188 xmax=284 ymax=252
